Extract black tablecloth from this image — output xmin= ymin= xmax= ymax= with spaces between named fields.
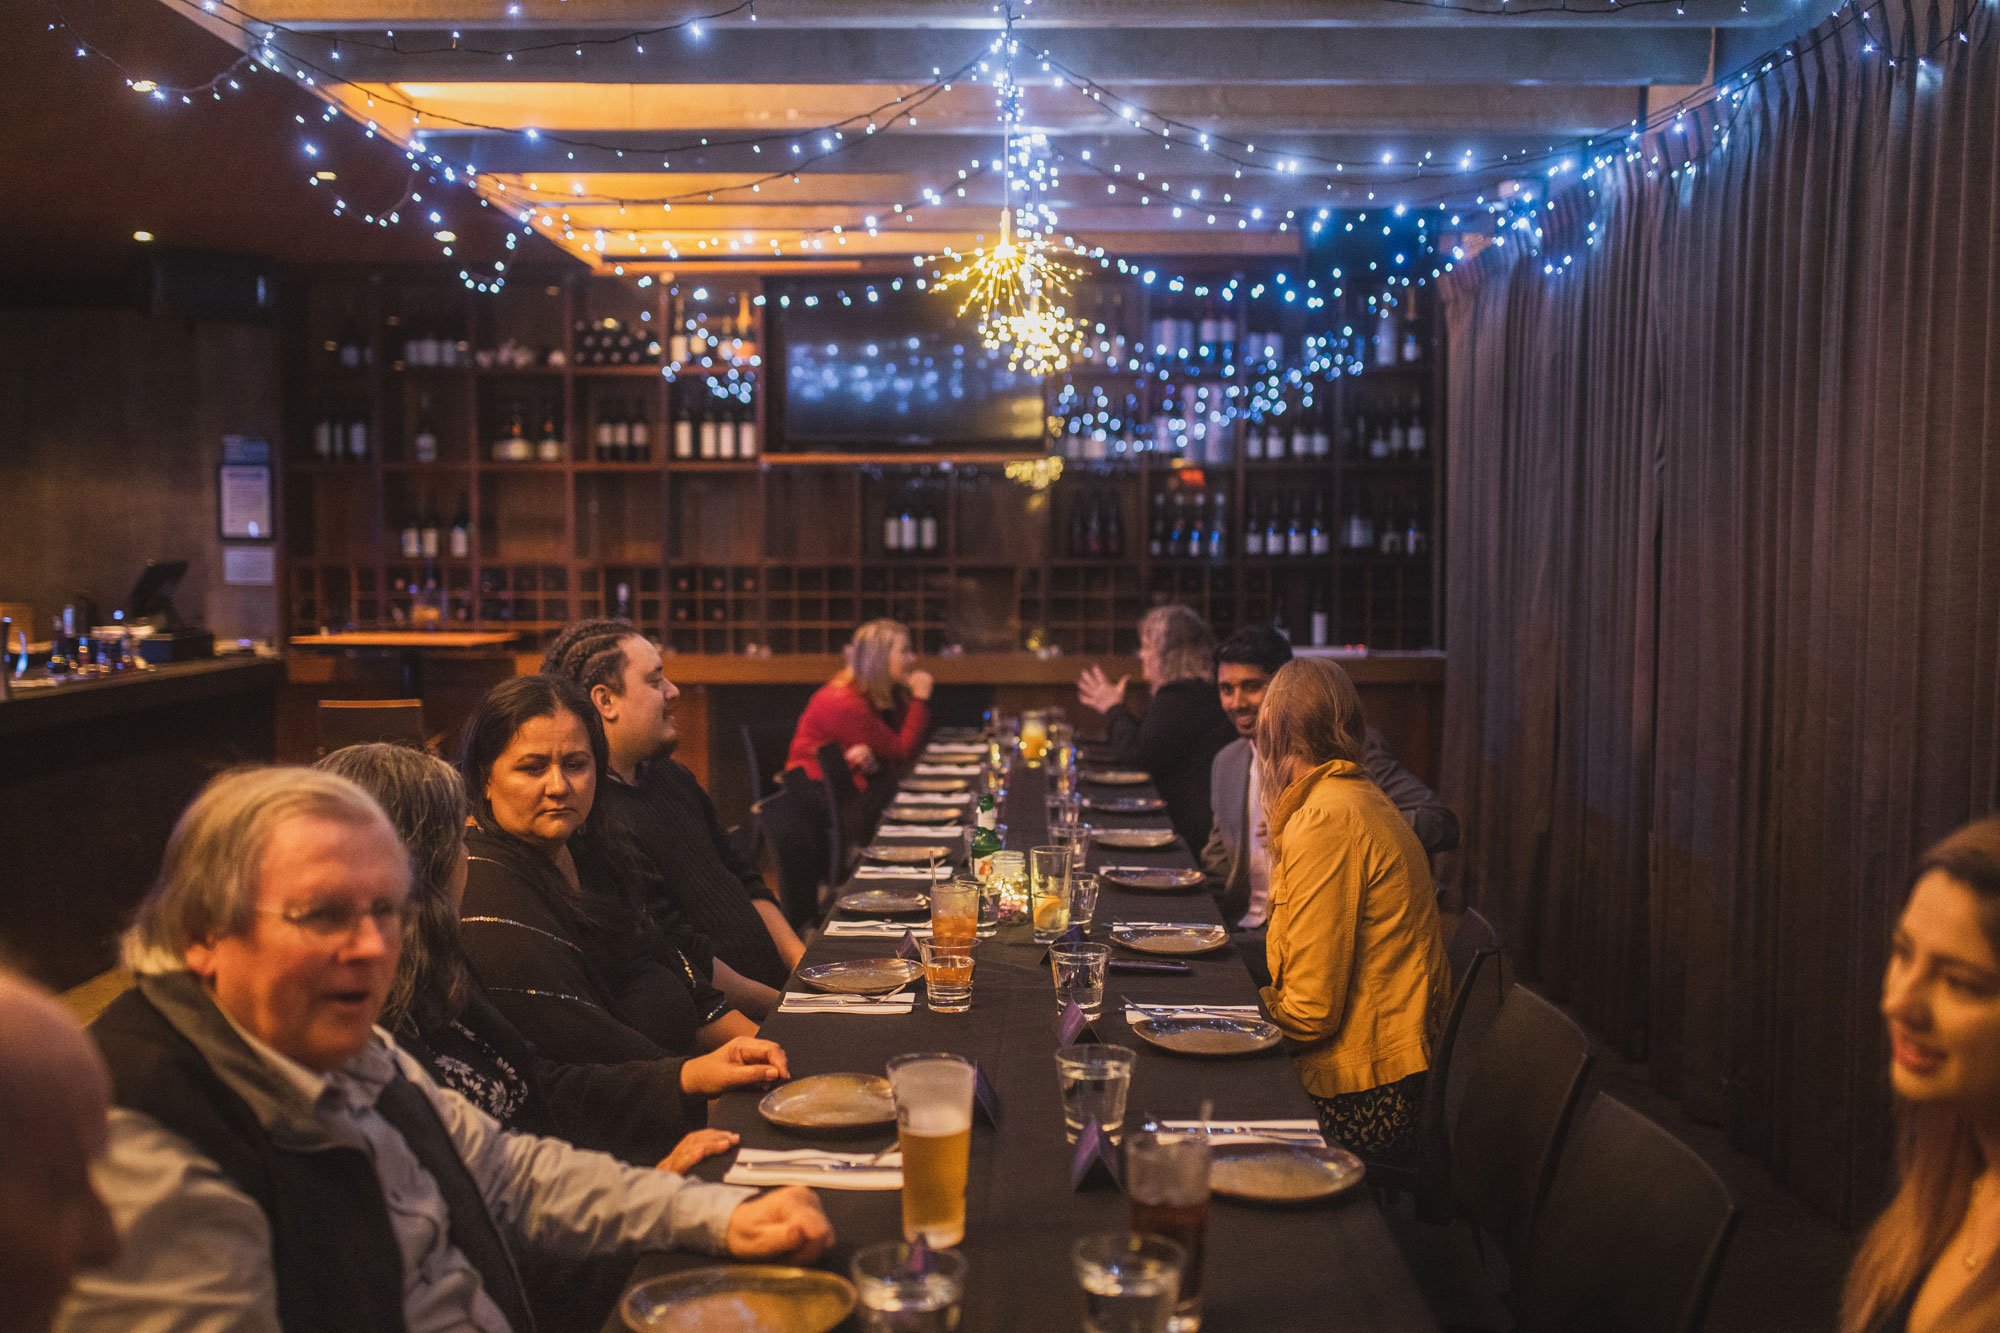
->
xmin=607 ymin=755 xmax=1437 ymax=1333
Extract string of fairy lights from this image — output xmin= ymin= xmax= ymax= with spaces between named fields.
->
xmin=38 ymin=0 xmax=1991 ymax=309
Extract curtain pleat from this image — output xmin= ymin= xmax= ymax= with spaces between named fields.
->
xmin=1440 ymin=0 xmax=2000 ymax=1220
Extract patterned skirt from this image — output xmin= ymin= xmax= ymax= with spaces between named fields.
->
xmin=1309 ymin=1071 xmax=1427 ymax=1162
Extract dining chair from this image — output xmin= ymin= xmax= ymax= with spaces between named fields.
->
xmin=815 ymin=741 xmax=860 ymax=890
xmin=1513 ymin=1093 xmax=1740 ymax=1333
xmin=754 ymin=785 xmax=828 ymax=928
xmin=317 ymin=698 xmax=426 ymax=755
xmin=1367 ymin=945 xmax=1500 ymax=1223
xmin=1447 ymin=907 xmax=1500 ymax=990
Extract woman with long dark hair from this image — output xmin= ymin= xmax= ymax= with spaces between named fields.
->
xmin=314 ymin=743 xmax=784 ymax=1169
xmin=1252 ymin=657 xmax=1449 ymax=1162
xmin=1843 ymin=816 xmax=2000 ymax=1333
xmin=456 ymin=675 xmax=760 ymax=1066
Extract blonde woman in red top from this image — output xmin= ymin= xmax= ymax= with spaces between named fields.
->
xmin=786 ymin=618 xmax=934 ymax=785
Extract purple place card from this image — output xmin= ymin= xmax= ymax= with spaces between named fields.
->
xmin=1069 ymin=1117 xmax=1124 ymax=1192
xmin=1058 ymin=1001 xmax=1098 ymax=1047
xmin=896 ymin=930 xmax=921 ymax=960
xmin=971 ymin=1061 xmax=1001 ymax=1127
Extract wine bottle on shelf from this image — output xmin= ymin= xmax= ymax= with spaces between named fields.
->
xmin=1286 ymin=498 xmax=1308 ymax=557
xmin=1263 ymin=498 xmax=1283 ymax=559
xmin=614 ymin=400 xmax=636 ymax=462
xmin=1369 ymin=413 xmax=1391 ymax=459
xmin=1345 ymin=503 xmax=1374 ymax=551
xmin=1310 ymin=494 xmax=1330 ymax=557
xmin=896 ymin=489 xmax=918 ymax=554
xmin=1310 ymin=584 xmax=1330 ymax=648
xmin=338 ymin=315 xmax=365 ymax=369
xmin=1245 ymin=416 xmax=1265 ymax=461
xmin=672 ymin=387 xmax=694 ymax=460
xmin=1244 ymin=497 xmax=1266 ymax=557
xmin=399 ymin=504 xmax=422 ymax=559
xmin=697 ymin=397 xmax=719 ymax=460
xmin=1167 ymin=489 xmax=1186 ymax=559
xmin=716 ymin=399 xmax=738 ymax=460
xmin=449 ymin=492 xmax=471 ymax=559
xmin=1405 ymin=514 xmax=1428 ymax=556
xmin=1405 ymin=396 xmax=1426 ymax=458
xmin=1148 ymin=488 xmax=1166 ymax=558
xmin=1208 ymin=491 xmax=1228 ymax=563
xmin=593 ymin=403 xmax=615 ymax=462
xmin=1388 ymin=410 xmax=1407 ymax=456
xmin=882 ymin=499 xmax=902 ymax=557
xmin=918 ymin=484 xmax=939 ymax=555
xmin=1197 ymin=309 xmax=1218 ymax=373
xmin=614 ymin=581 xmax=633 ymax=620
xmin=419 ymin=493 xmax=441 ymax=560
xmin=1310 ymin=402 xmax=1331 ymax=458
xmin=1184 ymin=494 xmax=1205 ymax=561
xmin=533 ymin=404 xmax=559 ymax=463
xmin=347 ymin=403 xmax=369 ymax=461
xmin=1289 ymin=402 xmax=1310 ymax=460
xmin=630 ymin=401 xmax=651 ymax=462
xmin=1379 ymin=513 xmax=1405 ymax=557
xmin=313 ymin=400 xmax=334 ymax=461
xmin=737 ymin=394 xmax=759 ymax=459
xmin=1217 ymin=314 xmax=1238 ymax=372
xmin=413 ymin=392 xmax=439 ymax=464
xmin=1402 ymin=326 xmax=1421 ymax=363
xmin=1374 ymin=306 xmax=1398 ymax=367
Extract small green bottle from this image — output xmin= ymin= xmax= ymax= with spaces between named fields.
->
xmin=970 ymin=792 xmax=1003 ymax=880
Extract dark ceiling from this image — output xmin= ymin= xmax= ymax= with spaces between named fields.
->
xmin=0 ymin=0 xmax=568 ymax=303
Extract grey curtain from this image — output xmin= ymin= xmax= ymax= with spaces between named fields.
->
xmin=1440 ymin=0 xmax=2000 ymax=1221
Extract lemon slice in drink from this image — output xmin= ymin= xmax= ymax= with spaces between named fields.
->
xmin=1034 ymin=897 xmax=1070 ymax=934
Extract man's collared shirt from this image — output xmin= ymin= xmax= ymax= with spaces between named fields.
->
xmin=1238 ymin=749 xmax=1272 ymax=929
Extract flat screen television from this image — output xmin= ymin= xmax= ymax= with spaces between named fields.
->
xmin=770 ymin=279 xmax=1045 ymax=449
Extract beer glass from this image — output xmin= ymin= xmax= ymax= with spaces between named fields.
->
xmin=918 ymin=941 xmax=975 ymax=1013
xmin=1127 ymin=1130 xmax=1212 ymax=1332
xmin=1030 ymin=845 xmax=1072 ymax=942
xmin=1072 ymin=1232 xmax=1185 ymax=1333
xmin=886 ymin=1053 xmax=976 ymax=1247
xmin=930 ymin=878 xmax=979 ymax=948
xmin=1020 ymin=712 xmax=1050 ymax=766
xmin=851 ymin=1241 xmax=968 ymax=1333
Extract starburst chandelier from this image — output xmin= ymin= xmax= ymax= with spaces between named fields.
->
xmin=928 ymin=23 xmax=1085 ymax=375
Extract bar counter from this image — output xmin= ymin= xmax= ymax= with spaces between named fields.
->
xmin=0 ymin=655 xmax=283 ymax=989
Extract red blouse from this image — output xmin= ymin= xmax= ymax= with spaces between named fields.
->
xmin=785 ymin=680 xmax=930 ymax=785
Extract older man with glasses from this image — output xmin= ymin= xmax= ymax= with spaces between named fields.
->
xmin=57 ymin=765 xmax=830 ymax=1333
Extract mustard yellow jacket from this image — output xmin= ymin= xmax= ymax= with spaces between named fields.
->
xmin=1258 ymin=757 xmax=1450 ymax=1098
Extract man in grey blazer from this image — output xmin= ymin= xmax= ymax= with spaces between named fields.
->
xmin=1201 ymin=627 xmax=1460 ymax=985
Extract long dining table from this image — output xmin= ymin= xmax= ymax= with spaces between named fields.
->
xmin=608 ymin=742 xmax=1438 ymax=1332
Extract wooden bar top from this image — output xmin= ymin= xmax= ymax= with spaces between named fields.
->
xmin=499 ymin=649 xmax=1446 ymax=686
xmin=0 ymin=655 xmax=285 ymax=736
xmin=291 ymin=632 xmax=520 ymax=649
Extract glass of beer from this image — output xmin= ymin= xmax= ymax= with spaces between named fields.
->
xmin=918 ymin=941 xmax=975 ymax=1013
xmin=1126 ymin=1129 xmax=1212 ymax=1332
xmin=1019 ymin=712 xmax=1050 ymax=767
xmin=930 ymin=878 xmax=979 ymax=948
xmin=1030 ymin=845 xmax=1073 ymax=942
xmin=886 ymin=1053 xmax=976 ymax=1247
xmin=851 ymin=1241 xmax=968 ymax=1333
xmin=1072 ymin=1231 xmax=1185 ymax=1333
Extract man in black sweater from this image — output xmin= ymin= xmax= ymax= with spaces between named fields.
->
xmin=1076 ymin=604 xmax=1239 ymax=855
xmin=544 ymin=621 xmax=806 ymax=1016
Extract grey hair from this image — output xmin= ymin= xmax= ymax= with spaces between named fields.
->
xmin=1140 ymin=604 xmax=1216 ymax=684
xmin=121 ymin=766 xmax=401 ymax=976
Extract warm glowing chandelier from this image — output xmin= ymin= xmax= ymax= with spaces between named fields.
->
xmin=928 ymin=19 xmax=1085 ymax=374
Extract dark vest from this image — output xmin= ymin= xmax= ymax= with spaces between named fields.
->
xmin=91 ymin=975 xmax=536 ymax=1333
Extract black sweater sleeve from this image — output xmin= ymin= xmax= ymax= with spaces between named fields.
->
xmin=459 ymin=855 xmax=681 ymax=1064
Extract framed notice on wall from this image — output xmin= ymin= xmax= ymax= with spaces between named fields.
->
xmin=218 ymin=435 xmax=273 ymax=541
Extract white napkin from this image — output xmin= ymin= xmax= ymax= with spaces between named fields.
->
xmin=878 ymin=823 xmax=965 ymax=837
xmin=914 ymin=763 xmax=980 ymax=776
xmin=890 ymin=792 xmax=970 ymax=805
xmin=851 ymin=865 xmax=951 ymax=881
xmin=1158 ymin=1119 xmax=1324 ymax=1144
xmin=824 ymin=921 xmax=932 ymax=938
xmin=925 ymin=744 xmax=987 ymax=757
xmin=777 ymin=994 xmax=916 ymax=1015
xmin=724 ymin=1148 xmax=903 ymax=1191
xmin=1113 ymin=921 xmax=1212 ymax=931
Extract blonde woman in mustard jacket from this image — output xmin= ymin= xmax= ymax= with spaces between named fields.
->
xmin=1255 ymin=658 xmax=1450 ymax=1161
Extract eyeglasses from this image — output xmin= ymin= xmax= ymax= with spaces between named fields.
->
xmin=259 ymin=898 xmax=407 ymax=941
